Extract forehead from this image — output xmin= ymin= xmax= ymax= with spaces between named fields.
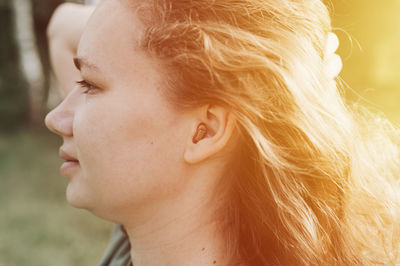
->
xmin=76 ymin=0 xmax=167 ymax=95
xmin=85 ymin=0 xmax=145 ymax=39
xmin=77 ymin=0 xmax=145 ymax=71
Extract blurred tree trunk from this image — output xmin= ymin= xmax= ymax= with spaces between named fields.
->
xmin=11 ymin=0 xmax=45 ymax=126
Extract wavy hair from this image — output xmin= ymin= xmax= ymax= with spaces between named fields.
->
xmin=132 ymin=0 xmax=400 ymax=264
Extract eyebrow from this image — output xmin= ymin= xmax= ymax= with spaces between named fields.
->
xmin=73 ymin=56 xmax=101 ymax=72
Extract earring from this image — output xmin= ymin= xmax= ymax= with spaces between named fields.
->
xmin=192 ymin=123 xmax=207 ymax=144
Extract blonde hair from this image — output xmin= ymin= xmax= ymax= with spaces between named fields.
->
xmin=135 ymin=0 xmax=400 ymax=264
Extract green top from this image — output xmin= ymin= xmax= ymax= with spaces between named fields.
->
xmin=98 ymin=224 xmax=132 ymax=266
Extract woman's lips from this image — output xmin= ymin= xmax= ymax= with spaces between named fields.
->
xmin=60 ymin=160 xmax=80 ymax=176
xmin=59 ymin=148 xmax=80 ymax=176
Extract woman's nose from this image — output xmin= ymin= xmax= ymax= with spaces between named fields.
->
xmin=44 ymin=103 xmax=74 ymax=137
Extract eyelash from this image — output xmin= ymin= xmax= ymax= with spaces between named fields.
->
xmin=76 ymin=80 xmax=98 ymax=94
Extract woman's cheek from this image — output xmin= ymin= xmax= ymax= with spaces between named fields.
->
xmin=73 ymin=100 xmax=140 ymax=181
xmin=70 ymin=92 xmax=186 ymax=210
xmin=73 ymin=103 xmax=111 ymax=174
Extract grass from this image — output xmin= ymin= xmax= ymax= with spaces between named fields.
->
xmin=0 ymin=128 xmax=112 ymax=266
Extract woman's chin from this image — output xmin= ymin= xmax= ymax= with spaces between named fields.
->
xmin=65 ymin=182 xmax=112 ymax=221
xmin=65 ymin=181 xmax=92 ymax=210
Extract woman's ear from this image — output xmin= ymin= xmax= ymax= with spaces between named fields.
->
xmin=183 ymin=105 xmax=236 ymax=164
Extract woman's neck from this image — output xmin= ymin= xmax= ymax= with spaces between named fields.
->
xmin=126 ymin=216 xmax=226 ymax=265
xmin=122 ymin=178 xmax=229 ymax=266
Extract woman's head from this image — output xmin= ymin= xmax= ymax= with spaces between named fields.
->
xmin=45 ymin=0 xmax=238 ymax=227
xmin=46 ymin=0 xmax=400 ymax=264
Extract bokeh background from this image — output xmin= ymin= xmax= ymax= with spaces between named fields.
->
xmin=0 ymin=0 xmax=399 ymax=265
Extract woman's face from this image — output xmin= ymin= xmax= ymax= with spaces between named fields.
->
xmin=45 ymin=0 xmax=192 ymax=220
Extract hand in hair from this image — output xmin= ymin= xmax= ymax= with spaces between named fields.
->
xmin=324 ymin=32 xmax=342 ymax=79
xmin=47 ymin=3 xmax=95 ymax=96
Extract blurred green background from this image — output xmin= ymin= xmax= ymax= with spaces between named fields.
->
xmin=0 ymin=0 xmax=399 ymax=265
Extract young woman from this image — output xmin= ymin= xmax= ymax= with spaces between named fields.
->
xmin=45 ymin=0 xmax=399 ymax=265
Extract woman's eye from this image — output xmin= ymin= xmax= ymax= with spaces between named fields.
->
xmin=76 ymin=80 xmax=98 ymax=95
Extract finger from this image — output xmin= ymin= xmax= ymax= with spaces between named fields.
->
xmin=325 ymin=32 xmax=339 ymax=57
xmin=325 ymin=54 xmax=343 ymax=79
